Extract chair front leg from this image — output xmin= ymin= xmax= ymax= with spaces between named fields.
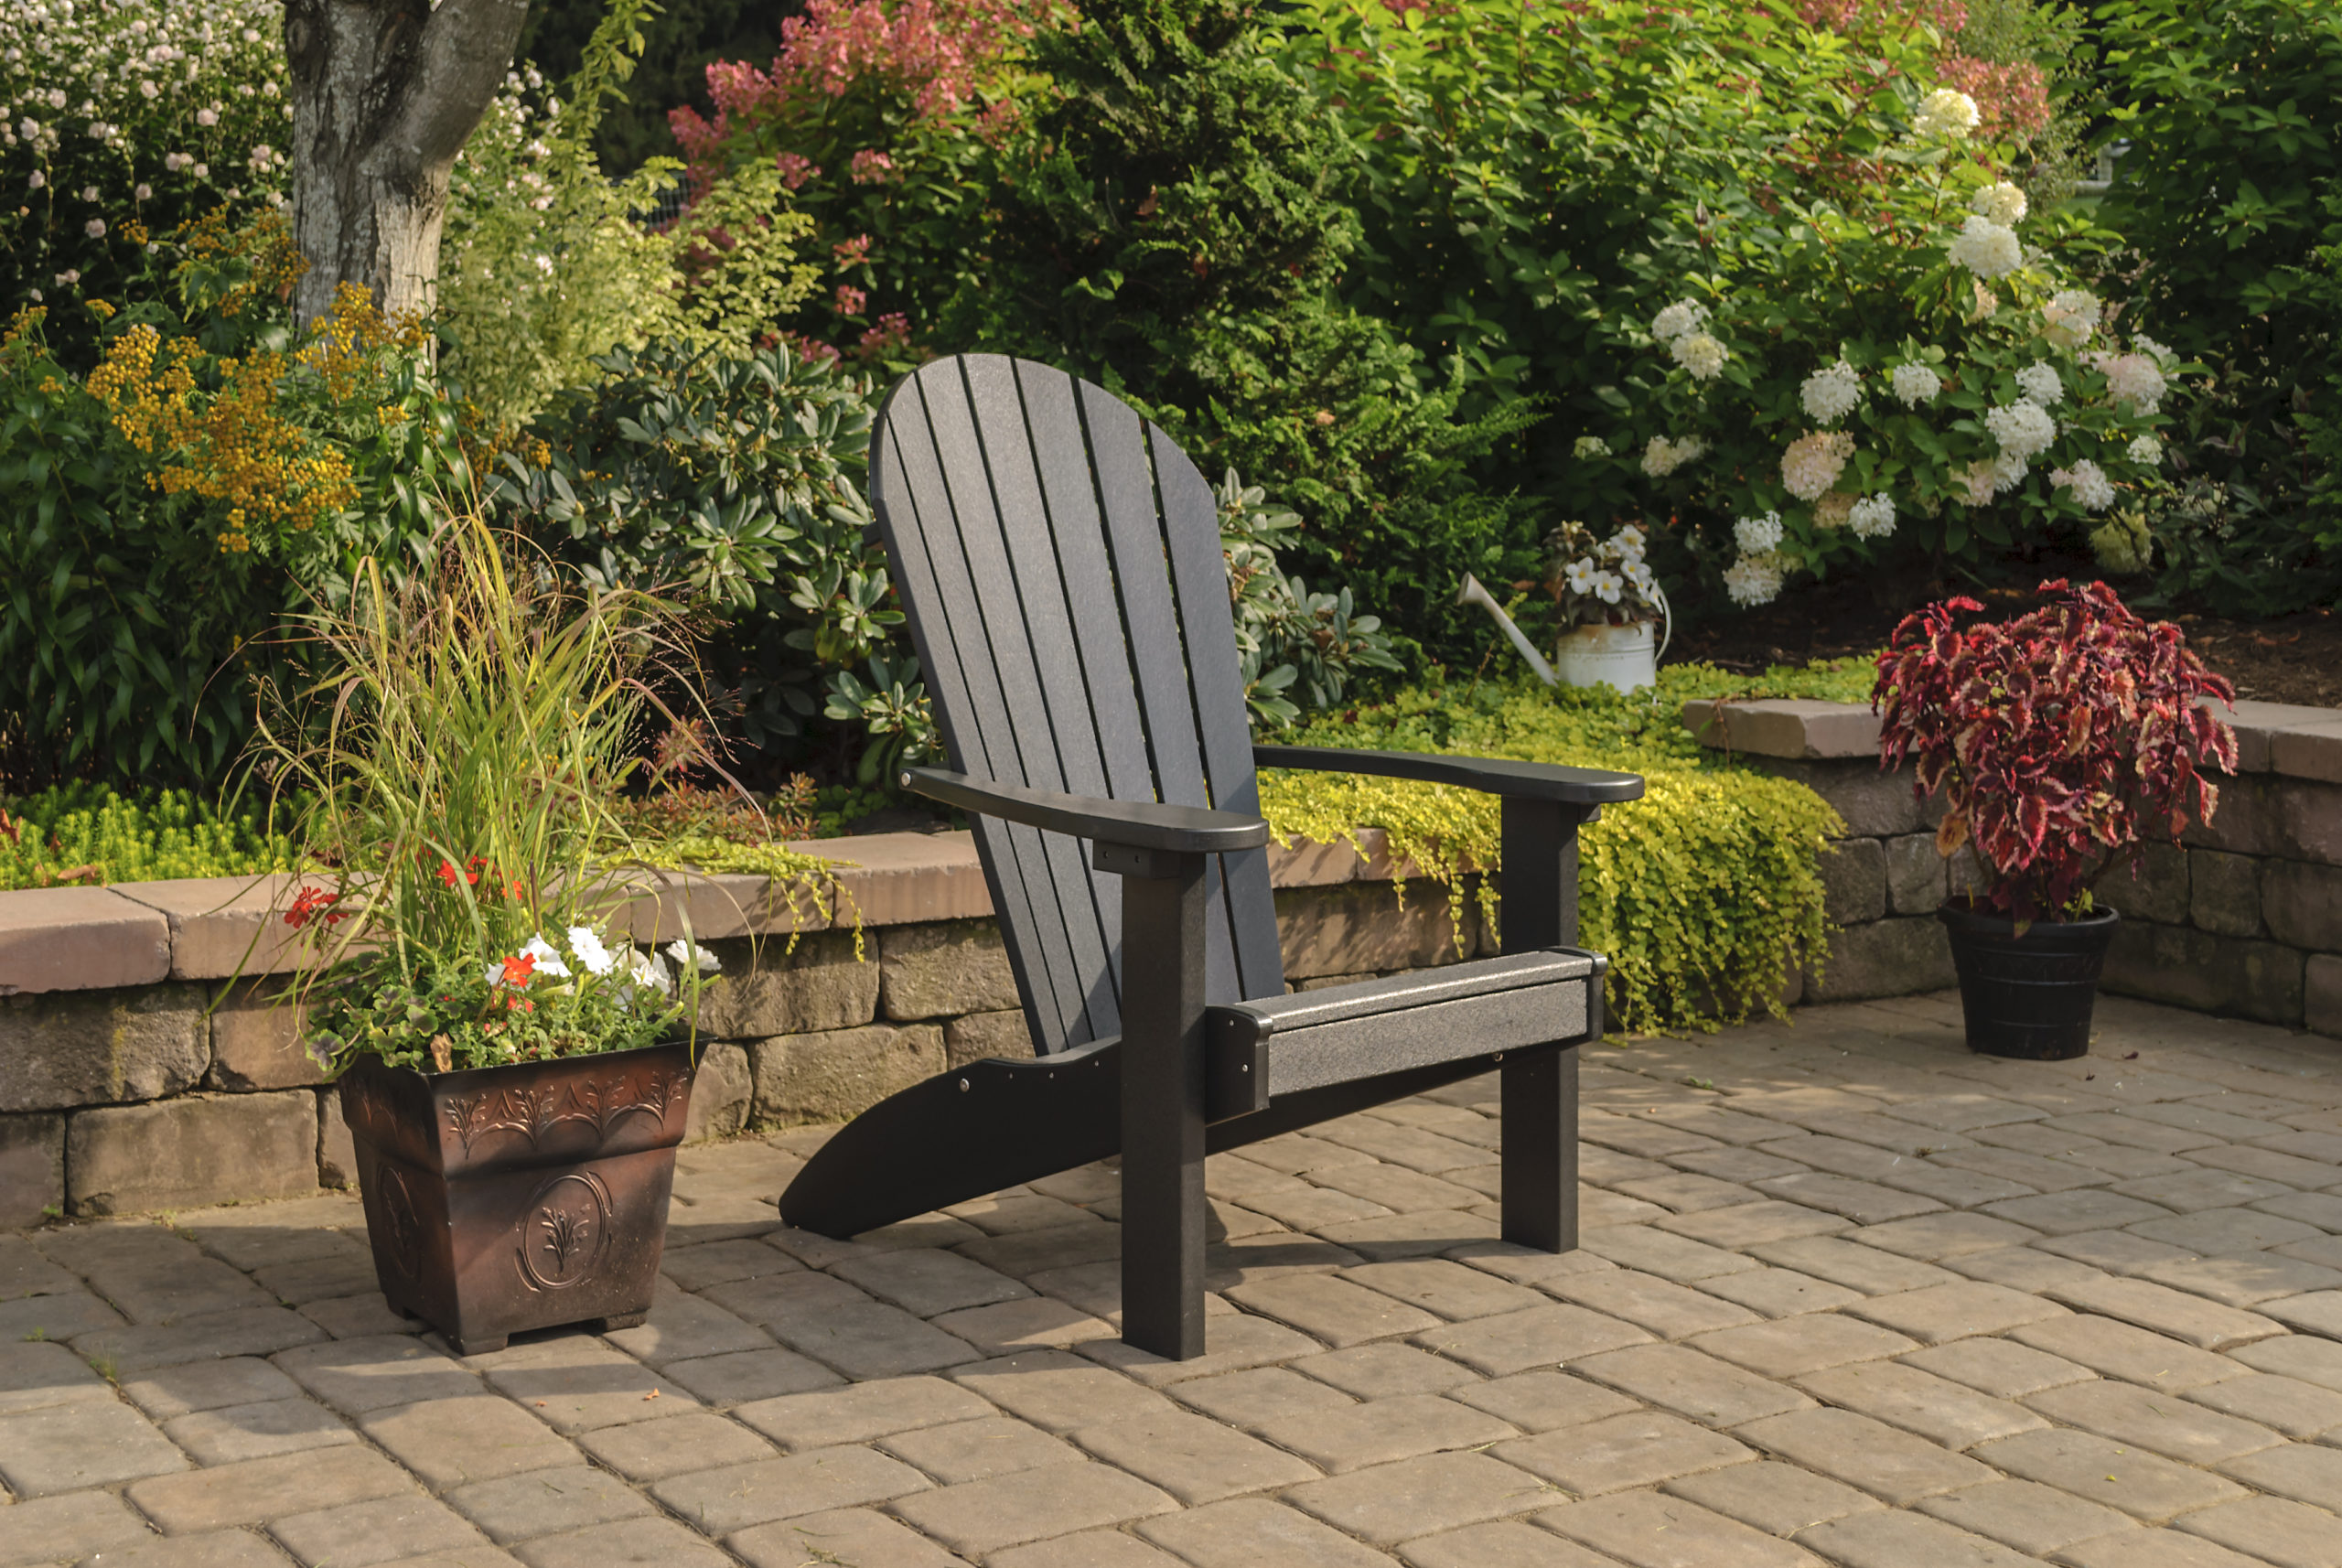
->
xmin=1104 ymin=843 xmax=1210 ymax=1359
xmin=1499 ymin=797 xmax=1595 ymax=1253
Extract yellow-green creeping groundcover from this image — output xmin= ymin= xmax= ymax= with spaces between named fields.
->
xmin=1261 ymin=663 xmax=1869 ymax=1036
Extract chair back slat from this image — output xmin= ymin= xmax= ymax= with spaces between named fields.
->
xmin=869 ymin=356 xmax=1289 ymax=1055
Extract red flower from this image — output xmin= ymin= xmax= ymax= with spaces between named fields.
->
xmin=284 ymin=886 xmax=348 ymax=929
xmin=500 ymin=952 xmax=538 ymax=987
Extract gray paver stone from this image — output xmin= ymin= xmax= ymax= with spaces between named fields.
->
xmin=1546 ymin=1270 xmax=1762 ymax=1339
xmin=1397 ymin=1519 xmax=1623 ymax=1568
xmin=63 ymin=1530 xmax=295 ymax=1568
xmin=513 ymin=1517 xmax=736 ymax=1568
xmin=2041 ymin=1276 xmax=2283 ymax=1350
xmin=987 ymin=1530 xmax=1180 ymax=1568
xmin=2143 ymin=1252 xmax=2342 ymax=1310
xmin=0 ymin=1489 xmax=156 ymax=1568
xmin=598 ymin=1284 xmax=770 ymax=1368
xmin=77 ymin=1306 xmax=325 ymax=1374
xmin=831 ymin=1248 xmax=1031 ymax=1317
xmin=729 ymin=1507 xmax=972 ymax=1568
xmin=0 ymin=1339 xmax=111 ymax=1413
xmin=1899 ymin=1338 xmax=2097 ymax=1399
xmin=1745 ymin=1237 xmax=1961 ymax=1292
xmin=1685 ymin=1313 xmax=1918 ymax=1379
xmin=121 ymin=1359 xmax=304 ymax=1421
xmin=128 ymin=1446 xmax=416 ymax=1531
xmin=661 ymin=1348 xmax=843 ymax=1406
xmin=268 ymin=1495 xmax=494 ymax=1568
xmin=2185 ymin=1369 xmax=2342 ymax=1437
xmin=163 ymin=1397 xmax=359 ymax=1464
xmin=1254 ymin=1391 xmax=1516 ymax=1474
xmin=1164 ymin=1366 xmax=1350 ymax=1430
xmin=1539 ymin=1490 xmax=1822 ymax=1568
xmin=575 ymin=1411 xmax=779 ymax=1480
xmin=733 ymin=1373 xmax=994 ymax=1451
xmin=1737 ymin=1405 xmax=1993 ymax=1505
xmin=1446 ymin=1370 xmax=1641 ymax=1434
xmin=357 ymin=1396 xmax=580 ymax=1488
xmin=1284 ymin=1451 xmax=1552 ymax=1545
xmin=1568 ymin=1341 xmax=1811 ymax=1425
xmin=1970 ymin=1427 xmax=2248 ymax=1522
xmin=884 ymin=1460 xmax=1176 ymax=1556
xmin=1410 ymin=1303 xmax=1650 ymax=1378
xmin=1223 ymin=1273 xmax=1442 ymax=1348
xmin=876 ymin=1413 xmax=1079 ymax=1483
xmin=0 ymin=1289 xmax=123 ymax=1341
xmin=1081 ymin=1315 xmax=1327 ymax=1387
xmin=2007 ymin=1316 xmax=2246 ymax=1389
xmin=1796 ymin=1359 xmax=2047 ymax=1448
xmin=1139 ymin=1496 xmax=1395 ymax=1568
xmin=1070 ymin=1407 xmax=1318 ymax=1503
xmin=274 ymin=1337 xmax=479 ymax=1415
xmin=2052 ymin=1527 xmax=2278 ymax=1568
xmin=653 ymin=1444 xmax=931 ymax=1534
xmin=1495 ymin=1410 xmax=1751 ymax=1496
xmin=1795 ymin=1509 xmax=2047 ymax=1568
xmin=1294 ymin=1342 xmax=1477 ymax=1399
xmin=2025 ymin=1378 xmax=2283 ymax=1464
xmin=1575 ymin=1226 xmax=1762 ymax=1283
xmin=1845 ymin=1281 xmax=2068 ymax=1344
xmin=475 ymin=1341 xmax=695 ymax=1434
xmin=2233 ymin=1334 xmax=2342 ymax=1391
xmin=1913 ymin=1479 xmax=2136 ymax=1556
xmin=0 ymin=1397 xmax=188 ymax=1496
xmin=1662 ymin=1458 xmax=1884 ymax=1535
xmin=2219 ymin=1442 xmax=2342 ymax=1512
xmin=2171 ymin=1496 xmax=2342 ymax=1568
xmin=446 ymin=1465 xmax=653 ymax=1544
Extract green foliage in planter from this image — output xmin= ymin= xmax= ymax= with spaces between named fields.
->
xmin=1258 ymin=668 xmax=1854 ymax=1035
xmin=0 ymin=782 xmax=294 ymax=891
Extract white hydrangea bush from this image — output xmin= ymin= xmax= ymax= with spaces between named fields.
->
xmin=1592 ymin=80 xmax=2186 ymax=609
xmin=2 ymin=0 xmax=290 ymax=309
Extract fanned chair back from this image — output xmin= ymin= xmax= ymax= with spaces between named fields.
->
xmin=871 ymin=355 xmax=1286 ymax=1056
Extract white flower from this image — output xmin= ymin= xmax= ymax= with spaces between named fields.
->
xmin=2014 ymin=360 xmax=2064 ymax=407
xmin=1848 ymin=493 xmax=1896 ymax=540
xmin=1781 ymin=431 xmax=1854 ymax=500
xmin=82 ymin=217 xmax=102 ymax=237
xmin=192 ymin=162 xmax=207 ymax=177
xmin=1984 ymin=400 xmax=2058 ymax=460
xmin=1641 ymin=435 xmax=1705 ymax=477
xmin=665 ymin=939 xmax=721 ymax=974
xmin=520 ymin=934 xmax=572 ymax=980
xmin=1625 ymin=560 xmax=1655 ymax=594
xmin=2042 ymin=289 xmax=2102 ymax=349
xmin=1615 ymin=523 xmax=1647 ymax=552
xmin=79 ymin=185 xmax=97 ymax=202
xmin=1735 ymin=510 xmax=1784 ymax=553
xmin=247 ymin=143 xmax=272 ymax=169
xmin=134 ymin=182 xmax=149 ymax=200
xmin=1971 ymin=181 xmax=2027 ymax=227
xmin=533 ymin=252 xmax=553 ymax=275
xmin=1949 ymin=216 xmax=2023 ymax=280
xmin=1672 ymin=331 xmax=1727 ymax=381
xmin=1724 ymin=553 xmax=1785 ymax=607
xmin=1572 ymin=435 xmax=1611 ymax=459
xmin=2133 ymin=334 xmax=2175 ymax=366
xmin=1651 ymin=298 xmax=1709 ymax=344
xmin=622 ymin=947 xmax=675 ymax=998
xmin=566 ymin=927 xmax=616 ymax=977
xmin=1958 ymin=454 xmax=2030 ymax=505
xmin=2094 ymin=351 xmax=2167 ymax=413
xmin=1915 ymin=88 xmax=1981 ymax=140
xmin=45 ymin=89 xmax=65 ymax=111
xmin=2050 ymin=458 xmax=2117 ymax=511
xmin=1563 ymin=557 xmax=1597 ymax=594
xmin=1889 ymin=362 xmax=1941 ymax=406
xmin=195 ymin=106 xmax=215 ymax=126
xmin=1593 ymin=570 xmax=1624 ymax=605
xmin=2126 ymin=434 xmax=2163 ymax=465
xmin=138 ymin=78 xmax=156 ymax=100
xmin=1799 ymin=360 xmax=1863 ymax=424
xmin=25 ymin=170 xmax=41 ymax=190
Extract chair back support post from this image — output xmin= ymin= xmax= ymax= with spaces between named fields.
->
xmin=1498 ymin=796 xmax=1597 ymax=1252
xmin=1115 ymin=851 xmax=1212 ymax=1360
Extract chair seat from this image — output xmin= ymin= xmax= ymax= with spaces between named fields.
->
xmin=1208 ymin=950 xmax=1601 ymax=1112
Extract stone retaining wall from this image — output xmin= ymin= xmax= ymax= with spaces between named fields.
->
xmin=0 ymin=832 xmax=1480 ymax=1227
xmin=1684 ymin=695 xmax=2342 ymax=1038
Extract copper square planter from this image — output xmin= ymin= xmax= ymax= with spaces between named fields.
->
xmin=339 ymin=1042 xmax=696 ymax=1355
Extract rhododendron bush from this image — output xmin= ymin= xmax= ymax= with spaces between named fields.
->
xmin=1872 ymin=579 xmax=2237 ymax=923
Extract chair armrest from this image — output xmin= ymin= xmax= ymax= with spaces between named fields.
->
xmin=1253 ymin=746 xmax=1645 ymax=806
xmin=900 ymin=768 xmax=1272 ymax=855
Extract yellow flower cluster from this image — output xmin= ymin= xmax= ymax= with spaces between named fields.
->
xmin=177 ymin=209 xmax=307 ymax=320
xmin=300 ymin=282 xmax=430 ymax=402
xmin=89 ymin=321 xmax=359 ymax=553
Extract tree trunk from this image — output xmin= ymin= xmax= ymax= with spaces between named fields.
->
xmin=285 ymin=0 xmax=532 ymax=329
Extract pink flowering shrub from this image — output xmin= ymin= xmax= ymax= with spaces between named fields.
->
xmin=667 ymin=0 xmax=1066 ymax=367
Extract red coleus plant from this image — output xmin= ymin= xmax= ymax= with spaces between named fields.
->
xmin=1872 ymin=579 xmax=2239 ymax=923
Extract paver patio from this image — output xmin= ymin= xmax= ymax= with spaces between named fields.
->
xmin=7 ymin=990 xmax=2342 ymax=1567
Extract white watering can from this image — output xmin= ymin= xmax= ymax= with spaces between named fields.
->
xmin=1456 ymin=574 xmax=1671 ymax=694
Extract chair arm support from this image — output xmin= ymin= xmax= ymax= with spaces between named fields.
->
xmin=899 ymin=767 xmax=1272 ymax=856
xmin=1253 ymin=745 xmax=1645 ymax=806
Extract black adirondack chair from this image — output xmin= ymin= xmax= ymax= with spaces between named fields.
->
xmin=779 ymin=356 xmax=1645 ymax=1359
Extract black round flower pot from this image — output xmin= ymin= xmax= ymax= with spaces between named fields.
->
xmin=1938 ymin=900 xmax=2121 ymax=1060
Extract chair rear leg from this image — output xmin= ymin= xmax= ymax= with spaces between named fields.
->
xmin=1114 ymin=849 xmax=1210 ymax=1360
xmin=1500 ymin=1046 xmax=1577 ymax=1252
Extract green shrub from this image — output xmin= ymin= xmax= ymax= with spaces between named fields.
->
xmin=0 ymin=782 xmax=293 ymax=890
xmin=1261 ymin=667 xmax=1860 ymax=1034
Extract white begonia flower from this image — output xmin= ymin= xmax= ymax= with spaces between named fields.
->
xmin=1799 ymin=360 xmax=1863 ymax=424
xmin=1724 ymin=553 xmax=1785 ymax=607
xmin=1650 ymin=298 xmax=1709 ymax=344
xmin=2126 ymin=434 xmax=2163 ymax=465
xmin=520 ymin=934 xmax=572 ymax=980
xmin=2050 ymin=458 xmax=2117 ymax=511
xmin=2014 ymin=360 xmax=2064 ymax=407
xmin=1971 ymin=181 xmax=2028 ymax=227
xmin=1625 ymin=560 xmax=1655 ymax=593
xmin=1563 ymin=557 xmax=1597 ymax=594
xmin=1781 ymin=431 xmax=1854 ymax=500
xmin=1949 ymin=216 xmax=2023 ymax=280
xmin=2042 ymin=289 xmax=2102 ymax=349
xmin=1848 ymin=493 xmax=1896 ymax=540
xmin=1641 ymin=435 xmax=1705 ymax=477
xmin=1735 ymin=510 xmax=1784 ymax=554
xmin=1616 ymin=523 xmax=1647 ymax=551
xmin=1915 ymin=87 xmax=1981 ymax=140
xmin=1889 ymin=363 xmax=1941 ymax=406
xmin=1573 ymin=435 xmax=1611 ymax=459
xmin=566 ymin=927 xmax=616 ymax=977
xmin=1984 ymin=400 xmax=2058 ymax=461
xmin=665 ymin=939 xmax=721 ymax=974
xmin=1593 ymin=571 xmax=1624 ymax=605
